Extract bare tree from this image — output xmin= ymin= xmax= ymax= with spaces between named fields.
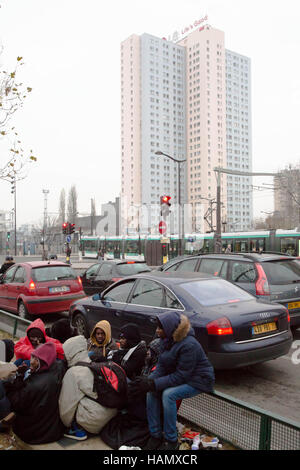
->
xmin=67 ymin=185 xmax=78 ymax=223
xmin=0 ymin=52 xmax=36 ymax=181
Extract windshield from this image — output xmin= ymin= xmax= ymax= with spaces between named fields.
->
xmin=180 ymin=279 xmax=253 ymax=306
xmin=262 ymin=260 xmax=300 ymax=284
xmin=32 ymin=266 xmax=77 ymax=282
xmin=116 ymin=263 xmax=151 ymax=276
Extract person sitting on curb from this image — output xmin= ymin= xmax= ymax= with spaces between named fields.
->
xmin=14 ymin=318 xmax=64 ymax=367
xmin=3 ymin=342 xmax=66 ymax=444
xmin=59 ymin=335 xmax=117 ymax=440
xmin=107 ymin=323 xmax=147 ymax=382
xmin=45 ymin=318 xmax=78 ymax=344
xmin=87 ymin=320 xmax=119 ymax=361
xmin=130 ymin=311 xmax=215 ymax=451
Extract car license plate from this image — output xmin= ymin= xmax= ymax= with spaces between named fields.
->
xmin=49 ymin=286 xmax=70 ymax=294
xmin=252 ymin=322 xmax=277 ymax=335
xmin=287 ymin=301 xmax=300 ymax=309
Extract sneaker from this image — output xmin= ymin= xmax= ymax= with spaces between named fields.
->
xmin=63 ymin=426 xmax=87 ymax=441
xmin=158 ymin=440 xmax=180 ymax=450
xmin=143 ymin=435 xmax=163 ymax=450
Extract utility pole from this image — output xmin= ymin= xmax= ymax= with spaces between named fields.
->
xmin=42 ymin=189 xmax=49 ymax=260
xmin=214 ymin=168 xmax=279 ymax=253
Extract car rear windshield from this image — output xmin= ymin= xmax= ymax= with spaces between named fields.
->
xmin=32 ymin=266 xmax=77 ymax=282
xmin=116 ymin=262 xmax=151 ymax=276
xmin=180 ymin=279 xmax=253 ymax=306
xmin=261 ymin=260 xmax=300 ymax=284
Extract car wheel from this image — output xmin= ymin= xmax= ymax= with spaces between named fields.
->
xmin=73 ymin=312 xmax=89 ymax=338
xmin=18 ymin=301 xmax=32 ymax=321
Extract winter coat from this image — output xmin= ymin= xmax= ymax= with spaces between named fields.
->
xmin=108 ymin=341 xmax=147 ymax=381
xmin=14 ymin=318 xmax=65 ymax=361
xmin=5 ymin=342 xmax=66 ymax=444
xmin=58 ymin=335 xmax=117 ymax=434
xmin=150 ymin=312 xmax=215 ymax=393
xmin=87 ymin=320 xmax=118 ymax=358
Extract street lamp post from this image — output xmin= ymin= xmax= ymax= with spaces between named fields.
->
xmin=155 ymin=151 xmax=186 ymax=255
xmin=214 ymin=167 xmax=281 ymax=253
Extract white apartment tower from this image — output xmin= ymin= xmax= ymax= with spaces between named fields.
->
xmin=121 ymin=25 xmax=252 ymax=235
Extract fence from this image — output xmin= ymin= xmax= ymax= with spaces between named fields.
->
xmin=0 ymin=309 xmax=299 ymax=450
xmin=179 ymin=389 xmax=300 ymax=450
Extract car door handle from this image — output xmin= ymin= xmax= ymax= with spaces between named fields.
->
xmin=114 ymin=311 xmax=122 ymax=317
xmin=150 ymin=316 xmax=157 ymax=323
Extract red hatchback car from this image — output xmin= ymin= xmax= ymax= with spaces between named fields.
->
xmin=0 ymin=261 xmax=85 ymax=319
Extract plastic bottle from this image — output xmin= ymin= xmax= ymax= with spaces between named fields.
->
xmin=191 ymin=434 xmax=201 ymax=450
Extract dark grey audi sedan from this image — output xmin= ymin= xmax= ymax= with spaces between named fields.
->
xmin=69 ymin=271 xmax=292 ymax=369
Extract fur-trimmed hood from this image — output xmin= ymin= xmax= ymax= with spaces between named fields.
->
xmin=157 ymin=311 xmax=191 ymax=343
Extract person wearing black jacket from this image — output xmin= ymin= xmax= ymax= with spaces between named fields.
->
xmin=107 ymin=323 xmax=147 ymax=381
xmin=0 ymin=256 xmax=15 ymax=275
xmin=4 ymin=342 xmax=66 ymax=444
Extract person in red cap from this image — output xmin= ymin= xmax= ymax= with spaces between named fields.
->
xmin=3 ymin=342 xmax=66 ymax=444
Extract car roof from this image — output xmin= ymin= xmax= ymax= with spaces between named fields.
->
xmin=126 ymin=270 xmax=217 ymax=286
xmin=16 ymin=261 xmax=71 ymax=268
xmin=199 ymin=252 xmax=298 ymax=262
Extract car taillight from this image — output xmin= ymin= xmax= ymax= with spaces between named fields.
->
xmin=112 ymin=277 xmax=122 ymax=282
xmin=285 ymin=307 xmax=290 ymax=323
xmin=206 ymin=317 xmax=233 ymax=335
xmin=77 ymin=276 xmax=82 ymax=286
xmin=255 ymin=263 xmax=270 ymax=296
xmin=28 ymin=280 xmax=36 ymax=293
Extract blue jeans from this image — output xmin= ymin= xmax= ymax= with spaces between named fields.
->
xmin=146 ymin=384 xmax=200 ymax=442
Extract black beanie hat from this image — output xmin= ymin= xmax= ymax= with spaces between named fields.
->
xmin=120 ymin=323 xmax=141 ymax=347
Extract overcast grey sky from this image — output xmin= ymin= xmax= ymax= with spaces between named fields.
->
xmin=0 ymin=0 xmax=299 ymax=227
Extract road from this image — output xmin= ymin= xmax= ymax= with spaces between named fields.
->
xmin=1 ymin=254 xmax=299 ymax=424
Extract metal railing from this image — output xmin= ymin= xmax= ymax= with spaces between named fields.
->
xmin=0 ymin=309 xmax=31 ymax=338
xmin=179 ymin=390 xmax=300 ymax=450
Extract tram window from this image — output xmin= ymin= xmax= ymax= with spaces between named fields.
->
xmin=280 ymin=238 xmax=296 ymax=256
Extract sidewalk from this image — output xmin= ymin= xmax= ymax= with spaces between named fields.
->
xmin=15 ymin=434 xmax=112 ymax=450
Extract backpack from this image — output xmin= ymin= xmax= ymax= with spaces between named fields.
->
xmin=76 ymin=360 xmax=128 ymax=409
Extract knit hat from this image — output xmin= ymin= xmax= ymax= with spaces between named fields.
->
xmin=120 ymin=323 xmax=141 ymax=348
xmin=31 ymin=342 xmax=56 ymax=372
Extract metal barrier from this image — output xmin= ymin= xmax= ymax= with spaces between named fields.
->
xmin=178 ymin=390 xmax=300 ymax=450
xmin=0 ymin=309 xmax=31 ymax=338
xmin=0 ymin=309 xmax=299 ymax=450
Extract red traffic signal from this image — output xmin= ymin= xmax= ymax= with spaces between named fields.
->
xmin=160 ymin=195 xmax=171 ymax=206
xmin=62 ymin=222 xmax=68 ymax=234
xmin=69 ymin=223 xmax=75 ymax=234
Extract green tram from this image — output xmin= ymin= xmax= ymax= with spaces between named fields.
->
xmin=79 ymin=229 xmax=300 ymax=262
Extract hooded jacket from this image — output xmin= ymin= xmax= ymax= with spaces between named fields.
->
xmin=58 ymin=335 xmax=117 ymax=434
xmin=108 ymin=323 xmax=147 ymax=381
xmin=150 ymin=311 xmax=215 ymax=392
xmin=5 ymin=341 xmax=66 ymax=444
xmin=14 ymin=318 xmax=65 ymax=361
xmin=87 ymin=320 xmax=118 ymax=357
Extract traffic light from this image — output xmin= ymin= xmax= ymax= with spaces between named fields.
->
xmin=62 ymin=222 xmax=68 ymax=234
xmin=6 ymin=232 xmax=10 ymax=241
xmin=69 ymin=223 xmax=75 ymax=234
xmin=160 ymin=195 xmax=171 ymax=219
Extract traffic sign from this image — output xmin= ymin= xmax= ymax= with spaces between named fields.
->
xmin=66 ymin=235 xmax=71 ymax=243
xmin=159 ymin=220 xmax=167 ymax=235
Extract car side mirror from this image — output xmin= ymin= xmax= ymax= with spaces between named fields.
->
xmin=92 ymin=293 xmax=102 ymax=301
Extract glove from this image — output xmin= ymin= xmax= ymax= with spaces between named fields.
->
xmin=129 ymin=376 xmax=155 ymax=398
